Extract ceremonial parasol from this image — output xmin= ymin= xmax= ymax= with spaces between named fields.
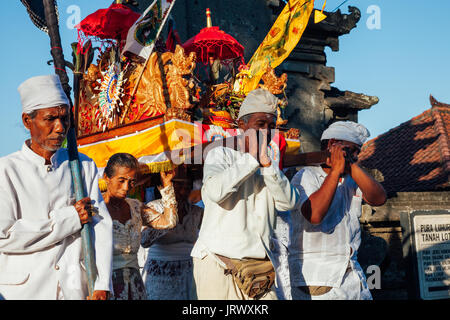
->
xmin=75 ymin=2 xmax=140 ymax=45
xmin=182 ymin=8 xmax=244 ymax=65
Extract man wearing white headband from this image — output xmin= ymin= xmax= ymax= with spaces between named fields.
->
xmin=289 ymin=121 xmax=386 ymax=300
xmin=191 ymin=88 xmax=300 ymax=300
xmin=0 ymin=75 xmax=113 ymax=300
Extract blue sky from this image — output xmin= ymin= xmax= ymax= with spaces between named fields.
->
xmin=1 ymin=0 xmax=449 ymax=157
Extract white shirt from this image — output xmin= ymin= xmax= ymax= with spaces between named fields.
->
xmin=271 ymin=211 xmax=293 ymax=300
xmin=0 ymin=141 xmax=113 ymax=300
xmin=191 ymin=146 xmax=300 ymax=261
xmin=289 ymin=166 xmax=364 ymax=288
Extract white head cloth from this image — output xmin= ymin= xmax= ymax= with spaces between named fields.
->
xmin=321 ymin=121 xmax=370 ymax=146
xmin=238 ymin=88 xmax=278 ymax=119
xmin=18 ymin=75 xmax=70 ymax=114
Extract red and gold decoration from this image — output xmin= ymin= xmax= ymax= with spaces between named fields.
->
xmin=97 ymin=60 xmax=126 ymax=131
xmin=74 ymin=1 xmax=316 ymax=176
xmin=182 ymin=8 xmax=244 ymax=65
xmin=75 ymin=2 xmax=140 ymax=51
xmin=77 ymin=44 xmax=197 ymax=135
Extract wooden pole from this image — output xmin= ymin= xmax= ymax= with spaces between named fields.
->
xmin=43 ymin=0 xmax=97 ymax=297
xmin=71 ymin=42 xmax=83 ymax=137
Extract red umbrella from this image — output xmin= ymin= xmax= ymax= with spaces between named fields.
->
xmin=75 ymin=3 xmax=140 ymax=41
xmin=182 ymin=8 xmax=244 ymax=65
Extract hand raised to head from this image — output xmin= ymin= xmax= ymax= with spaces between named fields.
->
xmin=327 ymin=142 xmax=346 ymax=176
xmin=258 ymin=129 xmax=272 ymax=168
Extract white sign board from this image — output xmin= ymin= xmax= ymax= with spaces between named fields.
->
xmin=413 ymin=214 xmax=450 ymax=300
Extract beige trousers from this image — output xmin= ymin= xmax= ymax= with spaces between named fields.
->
xmin=192 ymin=255 xmax=278 ymax=300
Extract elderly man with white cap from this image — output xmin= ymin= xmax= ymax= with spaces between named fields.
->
xmin=190 ymin=88 xmax=300 ymax=300
xmin=289 ymin=121 xmax=386 ymax=300
xmin=0 ymin=75 xmax=113 ymax=300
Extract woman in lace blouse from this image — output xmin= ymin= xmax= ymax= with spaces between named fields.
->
xmin=102 ymin=153 xmax=178 ymax=300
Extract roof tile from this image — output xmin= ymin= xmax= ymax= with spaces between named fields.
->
xmin=359 ymin=96 xmax=450 ymax=196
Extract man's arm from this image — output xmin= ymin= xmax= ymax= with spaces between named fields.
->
xmin=202 ymin=146 xmax=260 ymax=205
xmin=349 ymin=164 xmax=387 ymax=206
xmin=262 ymin=165 xmax=300 ymax=212
xmin=298 ymin=144 xmax=346 ymax=225
xmin=0 ymin=189 xmax=84 ymax=254
xmin=258 ymin=131 xmax=299 ymax=211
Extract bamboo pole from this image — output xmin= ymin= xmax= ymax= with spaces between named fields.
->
xmin=43 ymin=0 xmax=97 ymax=297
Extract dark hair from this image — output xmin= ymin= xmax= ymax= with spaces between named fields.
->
xmin=104 ymin=153 xmax=139 ymax=178
xmin=239 ymin=114 xmax=253 ymax=124
xmin=27 ymin=110 xmax=38 ymax=119
xmin=321 ymin=139 xmax=329 ymax=151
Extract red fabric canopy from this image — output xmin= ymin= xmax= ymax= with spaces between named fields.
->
xmin=75 ymin=3 xmax=140 ymax=41
xmin=182 ymin=26 xmax=244 ymax=64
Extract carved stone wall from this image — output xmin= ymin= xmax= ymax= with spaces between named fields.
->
xmin=278 ymin=5 xmax=379 ymax=151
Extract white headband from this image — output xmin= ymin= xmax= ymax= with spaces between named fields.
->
xmin=18 ymin=75 xmax=70 ymax=114
xmin=238 ymin=88 xmax=278 ymax=119
xmin=321 ymin=121 xmax=370 ymax=146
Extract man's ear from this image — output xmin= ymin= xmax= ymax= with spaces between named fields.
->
xmin=22 ymin=113 xmax=32 ymax=130
xmin=237 ymin=119 xmax=246 ymax=131
xmin=327 ymin=139 xmax=335 ymax=150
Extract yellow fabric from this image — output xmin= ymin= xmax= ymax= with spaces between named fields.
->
xmin=97 ymin=139 xmax=300 ymax=191
xmin=139 ymin=160 xmax=175 ymax=174
xmin=80 ymin=119 xmax=301 ymax=171
xmin=285 ymin=138 xmax=301 ymax=156
xmin=78 ymin=119 xmax=199 ymax=169
xmin=79 ymin=118 xmax=301 ymax=191
xmin=242 ymin=0 xmax=315 ymax=93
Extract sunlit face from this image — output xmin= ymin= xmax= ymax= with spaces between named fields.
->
xmin=104 ymin=167 xmax=138 ymax=200
xmin=22 ymin=105 xmax=70 ymax=152
xmin=239 ymin=112 xmax=276 ymax=131
xmin=238 ymin=112 xmax=276 ymax=149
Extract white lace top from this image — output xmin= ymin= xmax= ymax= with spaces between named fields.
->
xmin=111 ymin=185 xmax=178 ymax=270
